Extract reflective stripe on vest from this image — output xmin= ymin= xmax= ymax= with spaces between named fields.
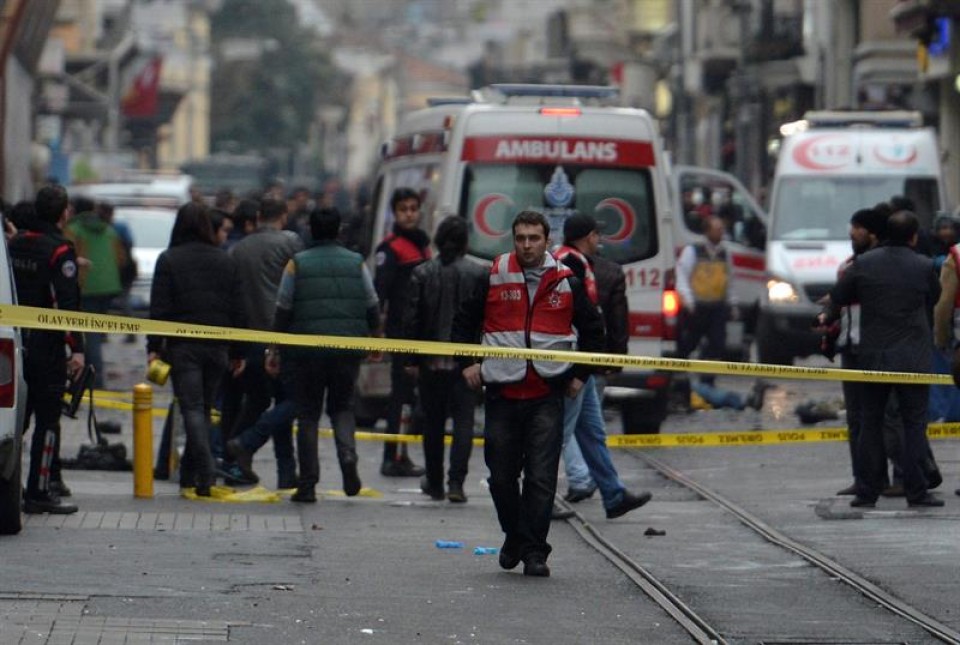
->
xmin=481 ymin=253 xmax=577 ymax=384
xmin=554 ymin=245 xmax=598 ymax=304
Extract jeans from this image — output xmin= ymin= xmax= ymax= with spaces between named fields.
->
xmin=82 ymin=294 xmax=115 ymax=389
xmin=562 ymin=376 xmax=625 ymax=510
xmin=419 ymin=368 xmax=476 ymax=488
xmin=168 ymin=342 xmax=228 ymax=488
xmin=691 ymin=382 xmax=745 ymax=410
xmin=288 ymin=352 xmax=361 ymax=487
xmin=484 ymin=388 xmax=564 ymax=560
xmin=233 ymin=368 xmax=297 ymax=484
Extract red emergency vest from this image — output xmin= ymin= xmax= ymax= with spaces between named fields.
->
xmin=553 ymin=245 xmax=598 ymax=304
xmin=481 ymin=252 xmax=577 ymax=385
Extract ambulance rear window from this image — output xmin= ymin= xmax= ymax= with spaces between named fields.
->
xmin=460 ymin=163 xmax=657 ymax=264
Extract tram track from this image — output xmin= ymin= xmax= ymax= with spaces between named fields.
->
xmin=559 ymin=448 xmax=960 ymax=644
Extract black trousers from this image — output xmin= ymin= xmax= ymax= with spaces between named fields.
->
xmin=288 ymin=353 xmax=361 ymax=487
xmin=678 ymin=302 xmax=728 ymax=384
xmin=857 ymin=383 xmax=930 ymax=502
xmin=383 ymin=356 xmax=417 ymax=463
xmin=483 ymin=388 xmax=564 ymax=561
xmin=23 ymin=337 xmax=66 ymax=498
xmin=419 ymin=369 xmax=476 ymax=488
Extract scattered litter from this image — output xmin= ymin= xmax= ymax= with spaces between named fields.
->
xmin=311 ymin=524 xmax=323 ymax=531
xmin=473 ymin=547 xmax=498 ymax=555
xmin=361 ymin=628 xmax=374 ymax=635
xmin=273 ymin=584 xmax=294 ymax=591
xmin=643 ymin=527 xmax=666 ymax=537
xmin=435 ymin=540 xmax=464 ymax=549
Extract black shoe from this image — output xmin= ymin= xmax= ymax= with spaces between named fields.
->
xmin=291 ymin=486 xmax=317 ymax=503
xmin=499 ymin=545 xmax=521 ymax=570
xmin=23 ymin=494 xmax=78 ymax=515
xmin=927 ymin=469 xmax=943 ymax=490
xmin=835 ymin=483 xmax=857 ymax=496
xmin=880 ymin=483 xmax=905 ymax=498
xmin=907 ymin=493 xmax=944 ymax=508
xmin=49 ymin=480 xmax=72 ymax=498
xmin=563 ymin=485 xmax=597 ymax=503
xmin=606 ymin=490 xmax=652 ymax=519
xmin=850 ymin=496 xmax=876 ymax=508
xmin=381 ymin=457 xmax=425 ymax=478
xmin=225 ymin=439 xmax=259 ymax=482
xmin=551 ymin=503 xmax=575 ymax=521
xmin=419 ymin=475 xmax=444 ymax=500
xmin=446 ymin=481 xmax=467 ymax=503
xmin=955 ymin=488 xmax=960 ymax=497
xmin=342 ymin=462 xmax=362 ymax=497
xmin=194 ymin=484 xmax=212 ymax=497
xmin=522 ymin=554 xmax=550 ymax=578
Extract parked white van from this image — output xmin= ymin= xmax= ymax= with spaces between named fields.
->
xmin=757 ymin=110 xmax=948 ymax=364
xmin=0 ymin=218 xmax=27 ymax=535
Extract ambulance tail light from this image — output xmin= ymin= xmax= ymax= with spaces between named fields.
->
xmin=0 ymin=339 xmax=15 ymax=408
xmin=661 ymin=269 xmax=679 ymax=341
xmin=539 ymin=107 xmax=581 ymax=117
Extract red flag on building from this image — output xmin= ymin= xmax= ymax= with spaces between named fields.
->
xmin=121 ymin=57 xmax=163 ymax=118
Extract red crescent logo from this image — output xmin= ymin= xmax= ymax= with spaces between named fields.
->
xmin=791 ymin=135 xmax=851 ymax=171
xmin=595 ymin=197 xmax=636 ymax=242
xmin=473 ymin=194 xmax=513 ymax=237
xmin=873 ymin=144 xmax=918 ymax=166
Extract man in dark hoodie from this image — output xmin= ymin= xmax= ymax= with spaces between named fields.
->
xmin=374 ymin=187 xmax=430 ymax=477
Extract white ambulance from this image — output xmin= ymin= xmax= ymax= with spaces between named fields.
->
xmin=431 ymin=85 xmax=680 ymax=433
xmin=757 ymin=110 xmax=948 ymax=364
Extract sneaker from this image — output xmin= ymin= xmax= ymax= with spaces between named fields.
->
xmin=563 ymin=485 xmax=596 ymax=503
xmin=605 ymin=490 xmax=652 ymax=519
xmin=291 ymin=486 xmax=317 ymax=503
xmin=225 ymin=439 xmax=259 ymax=482
xmin=522 ymin=554 xmax=550 ymax=577
xmin=221 ymin=463 xmax=257 ymax=487
xmin=23 ymin=494 xmax=78 ymax=515
xmin=341 ymin=462 xmax=362 ymax=497
xmin=446 ymin=481 xmax=467 ymax=503
xmin=380 ymin=457 xmax=425 ymax=478
xmin=420 ymin=475 xmax=444 ymax=500
xmin=49 ymin=480 xmax=72 ymax=498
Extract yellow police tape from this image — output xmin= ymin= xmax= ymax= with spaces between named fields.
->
xmin=4 ymin=304 xmax=953 ymax=385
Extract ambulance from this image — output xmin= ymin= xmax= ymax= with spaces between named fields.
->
xmin=757 ymin=110 xmax=948 ymax=364
xmin=365 ymin=85 xmax=678 ymax=432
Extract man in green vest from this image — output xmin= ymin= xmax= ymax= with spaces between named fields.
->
xmin=270 ymin=207 xmax=381 ymax=502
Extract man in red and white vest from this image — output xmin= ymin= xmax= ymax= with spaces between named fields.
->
xmin=453 ymin=210 xmax=605 ymax=578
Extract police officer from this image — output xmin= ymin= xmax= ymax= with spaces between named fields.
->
xmin=374 ymin=187 xmax=430 ymax=477
xmin=10 ymin=185 xmax=85 ymax=514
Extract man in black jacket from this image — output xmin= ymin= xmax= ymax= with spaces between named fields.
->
xmin=402 ymin=216 xmax=487 ymax=503
xmin=823 ymin=210 xmax=943 ymax=508
xmin=375 ymin=188 xmax=430 ymax=477
xmin=10 ymin=185 xmax=85 ymax=514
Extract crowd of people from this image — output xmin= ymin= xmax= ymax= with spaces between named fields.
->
xmin=15 ymin=176 xmax=957 ymax=574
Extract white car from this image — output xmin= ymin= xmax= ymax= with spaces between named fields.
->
xmin=0 ymin=226 xmax=27 ymax=535
xmin=111 ymin=207 xmax=177 ymax=311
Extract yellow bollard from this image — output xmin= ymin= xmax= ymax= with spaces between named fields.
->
xmin=133 ymin=383 xmax=154 ymax=498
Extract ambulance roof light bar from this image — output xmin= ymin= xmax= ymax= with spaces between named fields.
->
xmin=478 ymin=84 xmax=620 ymax=106
xmin=802 ymin=110 xmax=923 ymax=129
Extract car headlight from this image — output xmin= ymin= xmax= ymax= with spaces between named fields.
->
xmin=766 ymin=278 xmax=799 ymax=303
